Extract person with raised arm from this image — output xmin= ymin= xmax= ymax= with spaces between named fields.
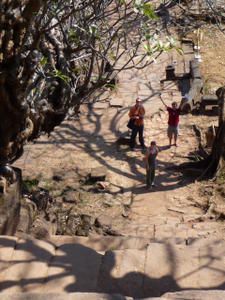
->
xmin=160 ymin=95 xmax=183 ymax=147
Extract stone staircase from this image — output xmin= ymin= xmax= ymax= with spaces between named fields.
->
xmin=1 ymin=235 xmax=225 ymax=299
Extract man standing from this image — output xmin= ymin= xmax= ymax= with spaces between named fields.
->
xmin=128 ymin=97 xmax=146 ymax=150
xmin=161 ymin=98 xmax=182 ymax=146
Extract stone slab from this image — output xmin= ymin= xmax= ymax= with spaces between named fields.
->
xmin=0 ymin=293 xmax=132 ymax=300
xmin=44 ymin=243 xmax=102 ymax=292
xmin=1 ymin=238 xmax=55 ymax=293
xmin=198 ymin=241 xmax=225 ymax=288
xmin=0 ymin=236 xmax=18 ymax=284
xmin=98 ymin=249 xmax=146 ymax=298
xmin=0 ymin=236 xmax=17 ymax=262
xmin=143 ymin=243 xmax=176 ymax=297
xmin=162 ymin=290 xmax=225 ymax=300
xmin=143 ymin=243 xmax=200 ymax=296
xmin=50 ymin=236 xmax=149 ymax=252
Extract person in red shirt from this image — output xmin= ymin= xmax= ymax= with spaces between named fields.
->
xmin=128 ymin=98 xmax=146 ymax=150
xmin=161 ymin=98 xmax=182 ymax=147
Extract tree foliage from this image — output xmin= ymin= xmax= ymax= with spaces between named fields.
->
xmin=0 ymin=0 xmax=177 ymax=165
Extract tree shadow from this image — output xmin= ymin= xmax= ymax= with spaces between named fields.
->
xmin=1 ymin=236 xmax=225 ymax=297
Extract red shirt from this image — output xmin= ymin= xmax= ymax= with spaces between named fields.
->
xmin=167 ymin=107 xmax=180 ymax=127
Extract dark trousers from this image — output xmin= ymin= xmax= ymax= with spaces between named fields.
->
xmin=130 ymin=125 xmax=145 ymax=149
xmin=146 ymin=166 xmax=155 ymax=187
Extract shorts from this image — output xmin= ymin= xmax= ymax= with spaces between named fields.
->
xmin=167 ymin=125 xmax=179 ymax=137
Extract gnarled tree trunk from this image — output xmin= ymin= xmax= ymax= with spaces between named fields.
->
xmin=206 ymin=87 xmax=225 ymax=177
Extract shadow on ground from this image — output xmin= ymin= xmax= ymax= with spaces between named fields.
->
xmin=0 ymin=237 xmax=225 ymax=297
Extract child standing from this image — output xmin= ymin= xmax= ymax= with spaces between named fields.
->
xmin=145 ymin=141 xmax=159 ymax=188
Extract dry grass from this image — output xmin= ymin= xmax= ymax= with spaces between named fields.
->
xmin=200 ymin=26 xmax=225 ymax=92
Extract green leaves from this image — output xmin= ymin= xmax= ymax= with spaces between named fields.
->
xmin=134 ymin=0 xmax=157 ymax=20
xmin=118 ymin=0 xmax=126 ymax=4
xmin=143 ymin=34 xmax=182 ymax=56
xmin=40 ymin=56 xmax=48 ymax=66
xmin=52 ymin=69 xmax=70 ymax=83
xmin=68 ymin=29 xmax=80 ymax=44
xmin=89 ymin=24 xmax=100 ymax=39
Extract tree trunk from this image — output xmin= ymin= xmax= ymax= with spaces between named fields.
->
xmin=199 ymin=87 xmax=225 ymax=178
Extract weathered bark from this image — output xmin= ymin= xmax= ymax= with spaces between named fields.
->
xmin=207 ymin=87 xmax=225 ymax=176
xmin=180 ymin=86 xmax=225 ymax=179
xmin=0 ymin=1 xmax=44 ymax=164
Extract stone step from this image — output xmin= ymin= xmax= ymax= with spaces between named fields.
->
xmin=0 ymin=237 xmax=55 ymax=293
xmin=97 ymin=241 xmax=225 ymax=297
xmin=0 ymin=293 xmax=133 ymax=300
xmin=162 ymin=290 xmax=225 ymax=300
xmin=1 ymin=237 xmax=225 ymax=297
xmin=50 ymin=235 xmax=150 ymax=252
xmin=119 ymin=220 xmax=225 ymax=241
xmin=1 ymin=290 xmax=225 ymax=300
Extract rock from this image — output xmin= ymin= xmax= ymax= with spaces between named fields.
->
xmin=62 ymin=190 xmax=79 ymax=203
xmin=79 ymin=191 xmax=93 ymax=203
xmin=120 ymin=192 xmax=133 ymax=207
xmin=89 ymin=167 xmax=107 ymax=183
xmin=95 ymin=214 xmax=112 ymax=230
xmin=55 ymin=197 xmax=63 ymax=207
xmin=65 ymin=180 xmax=80 ymax=190
xmin=30 ymin=218 xmax=51 ymax=240
xmin=122 ymin=207 xmax=130 ymax=218
xmin=56 ymin=209 xmax=70 ymax=235
xmin=32 ymin=188 xmax=52 ymax=211
xmin=65 ymin=214 xmax=81 ymax=235
xmin=76 ymin=167 xmax=91 ymax=177
xmin=108 ymin=184 xmax=122 ymax=194
xmin=76 ymin=214 xmax=93 ymax=236
xmin=63 ymin=213 xmax=93 ymax=236
xmin=103 ymin=193 xmax=121 ymax=207
xmin=52 ymin=174 xmax=63 ymax=181
xmin=95 ymin=181 xmax=110 ymax=192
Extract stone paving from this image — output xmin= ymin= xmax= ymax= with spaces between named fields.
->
xmin=1 ymin=235 xmax=225 ymax=297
